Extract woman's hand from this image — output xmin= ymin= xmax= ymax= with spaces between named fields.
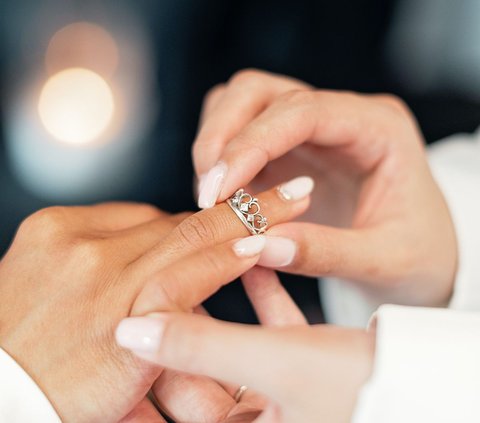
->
xmin=193 ymin=69 xmax=457 ymax=306
xmin=0 ymin=177 xmax=311 ymax=423
xmin=117 ymin=268 xmax=375 ymax=423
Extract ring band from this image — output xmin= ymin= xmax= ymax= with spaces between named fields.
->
xmin=234 ymin=385 xmax=248 ymax=402
xmin=227 ymin=189 xmax=268 ymax=235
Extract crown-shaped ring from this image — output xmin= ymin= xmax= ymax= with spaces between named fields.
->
xmin=227 ymin=189 xmax=268 ymax=235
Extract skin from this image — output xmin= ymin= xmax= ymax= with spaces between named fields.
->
xmin=0 ymin=72 xmax=459 ymax=422
xmin=121 ymin=267 xmax=375 ymax=423
xmin=0 ymin=180 xmax=309 ymax=423
xmin=193 ymin=69 xmax=458 ymax=307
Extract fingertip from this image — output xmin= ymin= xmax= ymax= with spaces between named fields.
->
xmin=258 ymin=236 xmax=297 ymax=268
xmin=197 ymin=162 xmax=228 ymax=209
xmin=115 ymin=316 xmax=166 ymax=353
xmin=277 ymin=176 xmax=314 ymax=201
xmin=232 ymin=235 xmax=266 ymax=257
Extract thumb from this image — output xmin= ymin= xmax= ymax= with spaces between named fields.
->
xmin=263 ymin=222 xmax=388 ymax=284
xmin=115 ymin=312 xmax=305 ymax=402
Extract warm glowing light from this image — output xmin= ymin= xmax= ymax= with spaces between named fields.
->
xmin=46 ymin=22 xmax=119 ymax=77
xmin=38 ymin=68 xmax=114 ymax=145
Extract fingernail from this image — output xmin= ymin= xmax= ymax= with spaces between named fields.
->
xmin=115 ymin=317 xmax=165 ymax=353
xmin=277 ymin=176 xmax=314 ymax=201
xmin=194 ymin=173 xmax=207 ymax=199
xmin=258 ymin=236 xmax=297 ymax=267
xmin=198 ymin=162 xmax=228 ymax=209
xmin=233 ymin=235 xmax=266 ymax=257
xmin=198 ymin=173 xmax=207 ymax=193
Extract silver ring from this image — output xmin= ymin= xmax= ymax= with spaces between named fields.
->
xmin=227 ymin=189 xmax=268 ymax=235
xmin=234 ymin=385 xmax=248 ymax=402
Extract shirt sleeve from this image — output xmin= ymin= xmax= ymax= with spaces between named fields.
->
xmin=352 ymin=304 xmax=480 ymax=423
xmin=0 ymin=347 xmax=61 ymax=422
xmin=320 ymin=128 xmax=480 ymax=327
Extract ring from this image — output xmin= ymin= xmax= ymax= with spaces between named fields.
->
xmin=234 ymin=385 xmax=248 ymax=402
xmin=227 ymin=189 xmax=268 ymax=235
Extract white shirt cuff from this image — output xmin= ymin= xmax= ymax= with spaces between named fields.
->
xmin=352 ymin=304 xmax=480 ymax=423
xmin=0 ymin=347 xmax=61 ymax=422
xmin=428 ymin=131 xmax=480 ymax=310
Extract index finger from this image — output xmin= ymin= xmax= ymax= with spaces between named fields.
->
xmin=206 ymin=90 xmax=411 ymax=204
xmin=193 ymin=69 xmax=309 ymax=177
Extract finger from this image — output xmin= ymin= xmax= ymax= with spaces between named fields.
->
xmin=136 ymin=177 xmax=313 ymax=274
xmin=119 ymin=397 xmax=166 ymax=423
xmin=242 ymin=267 xmax=307 ymax=326
xmin=265 ymin=221 xmax=387 ymax=285
xmin=198 ymin=83 xmax=227 ymax=127
xmin=151 ymin=370 xmax=237 ymax=423
xmin=116 ymin=312 xmax=314 ymax=402
xmin=75 ymin=202 xmax=167 ymax=232
xmin=130 ymin=236 xmax=267 ymax=315
xmin=152 ymin=306 xmax=264 ymax=422
xmin=193 ymin=70 xmax=310 ymax=176
xmin=113 ymin=212 xmax=192 ymax=257
xmin=210 ymin=90 xmax=408 ymax=203
xmin=192 ymin=307 xmax=259 ymax=402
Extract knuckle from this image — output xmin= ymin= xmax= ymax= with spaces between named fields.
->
xmin=17 ymin=206 xmax=69 ymax=240
xmin=174 ymin=213 xmax=219 ymax=249
xmin=204 ymin=83 xmax=226 ymax=105
xmin=68 ymin=238 xmax=107 ymax=272
xmin=374 ymin=93 xmax=411 ymax=116
xmin=229 ymin=68 xmax=264 ymax=87
xmin=133 ymin=203 xmax=164 ymax=219
xmin=277 ymin=88 xmax=315 ymax=105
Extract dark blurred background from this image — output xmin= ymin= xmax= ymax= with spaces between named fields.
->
xmin=1 ymin=0 xmax=480 ymax=323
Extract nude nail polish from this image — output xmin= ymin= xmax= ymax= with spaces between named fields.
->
xmin=198 ymin=162 xmax=228 ymax=209
xmin=277 ymin=176 xmax=314 ymax=201
xmin=233 ymin=235 xmax=266 ymax=257
xmin=258 ymin=236 xmax=297 ymax=267
xmin=115 ymin=317 xmax=165 ymax=353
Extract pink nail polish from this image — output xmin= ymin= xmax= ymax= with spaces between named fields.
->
xmin=258 ymin=236 xmax=297 ymax=267
xmin=277 ymin=176 xmax=314 ymax=201
xmin=115 ymin=317 xmax=165 ymax=353
xmin=198 ymin=162 xmax=228 ymax=209
xmin=233 ymin=235 xmax=266 ymax=257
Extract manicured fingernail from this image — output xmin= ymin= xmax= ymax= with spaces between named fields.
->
xmin=115 ymin=317 xmax=165 ymax=353
xmin=198 ymin=162 xmax=228 ymax=209
xmin=277 ymin=176 xmax=314 ymax=201
xmin=194 ymin=173 xmax=207 ymax=199
xmin=198 ymin=173 xmax=207 ymax=192
xmin=258 ymin=236 xmax=297 ymax=267
xmin=233 ymin=235 xmax=266 ymax=257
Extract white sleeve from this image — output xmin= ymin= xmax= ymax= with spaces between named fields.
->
xmin=320 ymin=128 xmax=480 ymax=327
xmin=352 ymin=304 xmax=480 ymax=423
xmin=0 ymin=347 xmax=61 ymax=422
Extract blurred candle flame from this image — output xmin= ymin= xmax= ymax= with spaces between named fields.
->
xmin=38 ymin=68 xmax=114 ymax=145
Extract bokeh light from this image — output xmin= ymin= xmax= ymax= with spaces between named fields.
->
xmin=45 ymin=22 xmax=119 ymax=77
xmin=38 ymin=68 xmax=114 ymax=145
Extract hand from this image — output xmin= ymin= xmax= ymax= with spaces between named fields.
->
xmin=117 ymin=267 xmax=375 ymax=423
xmin=193 ymin=69 xmax=457 ymax=306
xmin=0 ymin=178 xmax=311 ymax=423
